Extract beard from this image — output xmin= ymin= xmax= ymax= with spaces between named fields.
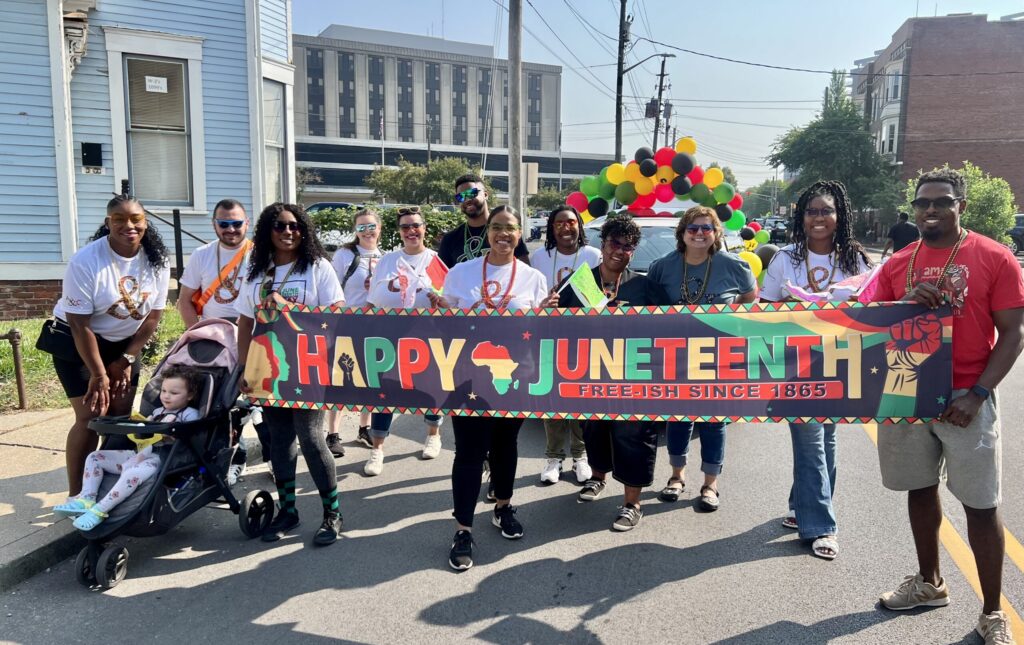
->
xmin=920 ymin=227 xmax=944 ymax=241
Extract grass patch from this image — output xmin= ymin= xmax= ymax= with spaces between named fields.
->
xmin=0 ymin=308 xmax=187 ymax=413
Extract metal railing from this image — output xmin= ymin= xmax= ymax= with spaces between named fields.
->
xmin=2 ymin=329 xmax=27 ymax=410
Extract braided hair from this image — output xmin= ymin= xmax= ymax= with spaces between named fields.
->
xmin=543 ymin=205 xmax=588 ymax=251
xmin=246 ymin=202 xmax=329 ymax=281
xmin=90 ymin=195 xmax=169 ymax=268
xmin=788 ymin=180 xmax=870 ymax=276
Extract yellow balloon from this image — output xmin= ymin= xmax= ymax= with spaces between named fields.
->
xmin=704 ymin=167 xmax=724 ymax=189
xmin=606 ymin=163 xmax=626 ymax=185
xmin=675 ymin=137 xmax=697 ymax=155
xmin=624 ymin=161 xmax=642 ymax=183
xmin=580 ymin=209 xmax=593 ymax=223
xmin=655 ymin=166 xmax=676 ymax=185
xmin=634 ymin=176 xmax=654 ymax=196
xmin=738 ymin=250 xmax=763 ymax=276
xmin=743 ymin=239 xmax=758 ymax=252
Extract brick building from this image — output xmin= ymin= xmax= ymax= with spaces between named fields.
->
xmin=851 ymin=13 xmax=1024 ymax=200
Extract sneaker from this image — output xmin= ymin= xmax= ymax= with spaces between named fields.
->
xmin=422 ymin=434 xmax=442 ymax=460
xmin=978 ymin=610 xmax=1015 ymax=645
xmin=540 ymin=458 xmax=562 ymax=484
xmin=356 ymin=426 xmax=373 ymax=448
xmin=485 ymin=482 xmax=497 ymax=503
xmin=879 ymin=573 xmax=950 ymax=610
xmin=449 ymin=530 xmax=475 ymax=571
xmin=313 ymin=511 xmax=343 ymax=546
xmin=326 ymin=432 xmax=346 ymax=458
xmin=265 ymin=463 xmax=276 ymax=482
xmin=364 ymin=448 xmax=384 ymax=476
xmin=572 ymin=458 xmax=592 ymax=484
xmin=578 ymin=478 xmax=606 ymax=502
xmin=227 ymin=463 xmax=245 ymax=486
xmin=261 ymin=510 xmax=300 ymax=542
xmin=612 ymin=504 xmax=643 ymax=531
xmin=492 ymin=505 xmax=524 ymax=539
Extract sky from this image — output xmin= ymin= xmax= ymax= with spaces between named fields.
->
xmin=293 ymin=0 xmax=1024 ymax=189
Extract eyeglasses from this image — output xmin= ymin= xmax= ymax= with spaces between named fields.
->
xmin=216 ymin=219 xmax=246 ymax=230
xmin=804 ymin=207 xmax=837 ymax=218
xmin=397 ymin=206 xmax=421 ymax=216
xmin=554 ymin=220 xmax=579 ymax=229
xmin=109 ymin=213 xmax=146 ymax=225
xmin=454 ymin=187 xmax=481 ymax=203
xmin=399 ymin=222 xmax=424 ymax=230
xmin=911 ymin=196 xmax=962 ymax=211
xmin=355 ymin=223 xmax=378 ymax=233
xmin=271 ymin=221 xmax=300 ymax=233
xmin=685 ymin=224 xmax=714 ymax=234
xmin=488 ymin=223 xmax=521 ymax=233
xmin=606 ymin=239 xmax=637 ymax=253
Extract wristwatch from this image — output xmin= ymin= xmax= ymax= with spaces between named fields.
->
xmin=970 ymin=384 xmax=991 ymax=400
xmin=121 ymin=352 xmax=137 ymax=366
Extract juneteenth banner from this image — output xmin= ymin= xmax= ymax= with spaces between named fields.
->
xmin=243 ymin=302 xmax=953 ymax=423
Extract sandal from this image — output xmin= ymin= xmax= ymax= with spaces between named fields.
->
xmin=812 ymin=535 xmax=838 ymax=560
xmin=782 ymin=514 xmax=798 ymax=530
xmin=53 ymin=497 xmax=94 ymax=518
xmin=658 ymin=477 xmax=685 ymax=503
xmin=698 ymin=485 xmax=719 ymax=512
xmin=72 ymin=506 xmax=108 ymax=532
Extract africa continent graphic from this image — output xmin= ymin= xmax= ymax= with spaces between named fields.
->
xmin=471 ymin=341 xmax=520 ymax=395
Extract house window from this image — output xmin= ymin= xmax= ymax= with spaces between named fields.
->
xmin=887 ymin=123 xmax=897 ymax=154
xmin=264 ymin=79 xmax=286 ymax=204
xmin=889 ymin=73 xmax=900 ymax=102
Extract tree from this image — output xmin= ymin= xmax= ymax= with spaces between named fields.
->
xmin=364 ymin=156 xmax=496 ymax=206
xmin=741 ymin=178 xmax=788 ymax=219
xmin=296 ymin=167 xmax=321 ymax=205
xmin=527 ymin=179 xmax=581 ymax=212
xmin=904 ymin=161 xmax=1016 ymax=244
xmin=707 ymin=162 xmax=738 ymax=188
xmin=768 ymin=70 xmax=900 ymax=210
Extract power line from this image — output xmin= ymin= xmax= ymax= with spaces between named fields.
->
xmin=563 ymin=0 xmax=618 ymax=43
xmin=523 ymin=0 xmax=619 ymax=99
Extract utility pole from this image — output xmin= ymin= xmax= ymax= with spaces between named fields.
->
xmin=558 ymin=123 xmax=563 ymax=191
xmin=652 ymin=56 xmax=669 ymax=149
xmin=508 ymin=0 xmax=524 ymax=223
xmin=662 ymin=102 xmax=673 ymax=148
xmin=614 ymin=0 xmax=629 ymax=163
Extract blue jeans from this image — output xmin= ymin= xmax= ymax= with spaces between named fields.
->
xmin=666 ymin=422 xmax=725 ymax=474
xmin=370 ymin=413 xmax=443 ymax=439
xmin=788 ymin=423 xmax=837 ymax=540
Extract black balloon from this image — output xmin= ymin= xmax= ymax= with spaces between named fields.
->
xmin=588 ymin=197 xmax=609 ymax=217
xmin=714 ymin=204 xmax=734 ymax=222
xmin=639 ymin=158 xmax=658 ymax=177
xmin=739 ymin=226 xmax=755 ymax=240
xmin=671 ymin=152 xmax=696 ymax=176
xmin=670 ymin=175 xmax=693 ymax=195
xmin=755 ymin=243 xmax=779 ymax=267
xmin=634 ymin=146 xmax=654 ymax=163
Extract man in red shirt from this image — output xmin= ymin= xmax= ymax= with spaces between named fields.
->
xmin=865 ymin=168 xmax=1024 ymax=644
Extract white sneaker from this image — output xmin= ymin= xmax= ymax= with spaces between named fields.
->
xmin=422 ymin=434 xmax=442 ymax=459
xmin=364 ymin=448 xmax=384 ymax=476
xmin=227 ymin=463 xmax=245 ymax=486
xmin=540 ymin=458 xmax=562 ymax=484
xmin=572 ymin=458 xmax=592 ymax=484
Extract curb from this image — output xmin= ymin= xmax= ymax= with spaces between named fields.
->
xmin=0 ymin=522 xmax=84 ymax=593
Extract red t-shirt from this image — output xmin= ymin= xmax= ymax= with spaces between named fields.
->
xmin=865 ymin=231 xmax=1024 ymax=388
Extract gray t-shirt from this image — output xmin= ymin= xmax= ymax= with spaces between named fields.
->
xmin=647 ymin=249 xmax=757 ymax=305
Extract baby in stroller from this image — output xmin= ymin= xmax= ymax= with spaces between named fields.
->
xmin=53 ymin=365 xmax=203 ymax=530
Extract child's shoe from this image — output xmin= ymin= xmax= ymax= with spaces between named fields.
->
xmin=54 ymin=498 xmax=94 ymax=518
xmin=72 ymin=507 xmax=108 ymax=531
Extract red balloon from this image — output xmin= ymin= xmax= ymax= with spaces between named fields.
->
xmin=657 ymin=211 xmax=673 ymax=218
xmin=566 ymin=191 xmax=589 ymax=212
xmin=654 ymin=183 xmax=675 ymax=203
xmin=748 ymin=221 xmax=762 ymax=232
xmin=627 ymin=198 xmax=643 ymax=212
xmin=654 ymin=146 xmax=676 ymax=166
xmin=728 ymin=193 xmax=744 ymax=209
xmin=633 ymin=208 xmax=657 ymax=218
xmin=687 ymin=165 xmax=705 ymax=184
xmin=636 ymin=191 xmax=657 ymax=208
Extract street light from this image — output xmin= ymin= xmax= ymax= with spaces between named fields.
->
xmin=615 ymin=53 xmax=675 ymax=162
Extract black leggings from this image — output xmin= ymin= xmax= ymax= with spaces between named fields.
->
xmin=262 ymin=407 xmax=336 ymax=494
xmin=451 ymin=416 xmax=523 ymax=527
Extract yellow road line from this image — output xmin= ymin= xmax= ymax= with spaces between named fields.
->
xmin=861 ymin=423 xmax=1024 ymax=636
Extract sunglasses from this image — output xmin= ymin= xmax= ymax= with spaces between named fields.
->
xmin=216 ymin=219 xmax=246 ymax=230
xmin=685 ymin=224 xmax=714 ymax=234
xmin=554 ymin=220 xmax=579 ymax=229
xmin=804 ymin=207 xmax=837 ymax=218
xmin=454 ymin=187 xmax=481 ymax=203
xmin=911 ymin=196 xmax=961 ymax=211
xmin=399 ymin=222 xmax=424 ymax=230
xmin=109 ymin=213 xmax=146 ymax=225
xmin=488 ymin=223 xmax=521 ymax=233
xmin=271 ymin=220 xmax=301 ymax=233
xmin=607 ymin=238 xmax=636 ymax=253
xmin=397 ymin=206 xmax=421 ymax=216
xmin=355 ymin=223 xmax=378 ymax=233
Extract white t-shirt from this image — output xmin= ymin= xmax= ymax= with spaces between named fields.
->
xmin=331 ymin=245 xmax=381 ymax=307
xmin=528 ymin=245 xmax=602 ymax=290
xmin=443 ymin=257 xmax=548 ymax=310
xmin=235 ymin=258 xmax=345 ymax=317
xmin=368 ymin=248 xmax=440 ymax=309
xmin=179 ymin=240 xmax=251 ymax=320
xmin=761 ymin=244 xmax=871 ymax=301
xmin=54 ymin=237 xmax=170 ymax=342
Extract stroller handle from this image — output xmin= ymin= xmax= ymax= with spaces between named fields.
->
xmin=87 ymin=416 xmax=175 ymax=436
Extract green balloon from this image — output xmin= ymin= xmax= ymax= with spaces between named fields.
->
xmin=689 ymin=183 xmax=711 ymax=203
xmin=712 ymin=182 xmax=736 ymax=204
xmin=754 ymin=230 xmax=770 ymax=244
xmin=599 ymin=167 xmax=609 ymax=183
xmin=580 ymin=175 xmax=600 ymax=196
xmin=614 ymin=181 xmax=637 ymax=205
xmin=675 ymin=193 xmax=690 ymax=202
xmin=598 ymin=179 xmax=616 ymax=201
xmin=725 ymin=211 xmax=747 ymax=231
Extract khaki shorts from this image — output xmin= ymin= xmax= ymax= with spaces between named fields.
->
xmin=877 ymin=389 xmax=1001 ymax=509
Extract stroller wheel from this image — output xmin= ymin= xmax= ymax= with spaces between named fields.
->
xmin=74 ymin=545 xmax=98 ymax=587
xmin=240 ymin=490 xmax=274 ymax=538
xmin=95 ymin=544 xmax=129 ymax=589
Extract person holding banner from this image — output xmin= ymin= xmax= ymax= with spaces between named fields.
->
xmin=236 ymin=203 xmax=347 ymax=546
xmin=558 ymin=214 xmax=671 ymax=530
xmin=362 ymin=206 xmax=446 ymax=476
xmin=327 ymin=209 xmax=382 ymax=457
xmin=647 ymin=206 xmax=757 ymax=513
xmin=529 ymin=205 xmax=601 ymax=486
xmin=864 ymin=168 xmax=1024 ymax=644
xmin=760 ymin=180 xmax=871 ymax=561
xmin=429 ymin=205 xmax=549 ymax=570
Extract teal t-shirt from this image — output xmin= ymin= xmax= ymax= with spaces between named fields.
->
xmin=647 ymin=249 xmax=756 ymax=305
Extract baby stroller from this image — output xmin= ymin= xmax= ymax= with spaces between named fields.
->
xmin=76 ymin=319 xmax=275 ymax=589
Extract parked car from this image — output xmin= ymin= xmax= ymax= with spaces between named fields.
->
xmin=1007 ymin=213 xmax=1024 ymax=255
xmin=305 ymin=201 xmax=353 ymax=214
xmin=769 ymin=220 xmax=790 ymax=245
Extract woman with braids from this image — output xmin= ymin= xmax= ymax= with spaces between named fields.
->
xmin=559 ymin=215 xmax=671 ymax=531
xmin=647 ymin=206 xmax=758 ymax=513
xmin=46 ymin=195 xmax=170 ymax=498
xmin=236 ymin=203 xmax=346 ymax=546
xmin=761 ymin=180 xmax=871 ymax=561
xmin=529 ymin=205 xmax=601 ymax=486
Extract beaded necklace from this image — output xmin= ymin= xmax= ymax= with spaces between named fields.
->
xmin=480 ymin=254 xmax=517 ymax=309
xmin=550 ymin=246 xmax=581 ymax=288
xmin=598 ymin=266 xmax=622 ymax=303
xmin=681 ymin=253 xmax=713 ymax=304
xmin=905 ymin=229 xmax=968 ymax=293
xmin=804 ymin=251 xmax=837 ymax=292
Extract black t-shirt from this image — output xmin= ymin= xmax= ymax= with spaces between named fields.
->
xmin=437 ymin=222 xmax=530 ymax=268
xmin=888 ymin=221 xmax=921 ymax=252
xmin=558 ymin=267 xmax=671 ymax=308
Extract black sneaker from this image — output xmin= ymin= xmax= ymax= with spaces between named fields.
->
xmin=326 ymin=433 xmax=346 ymax=458
xmin=314 ymin=511 xmax=343 ymax=546
xmin=261 ymin=510 xmax=300 ymax=542
xmin=356 ymin=426 xmax=373 ymax=448
xmin=492 ymin=505 xmax=524 ymax=539
xmin=449 ymin=530 xmax=475 ymax=571
xmin=612 ymin=504 xmax=643 ymax=531
xmin=578 ymin=478 xmax=606 ymax=502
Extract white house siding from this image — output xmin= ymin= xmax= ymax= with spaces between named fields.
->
xmin=259 ymin=0 xmax=289 ymax=63
xmin=0 ymin=0 xmax=61 ymax=262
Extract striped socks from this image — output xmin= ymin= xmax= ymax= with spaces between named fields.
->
xmin=276 ymin=480 xmax=297 ymax=515
xmin=320 ymin=487 xmax=339 ymax=514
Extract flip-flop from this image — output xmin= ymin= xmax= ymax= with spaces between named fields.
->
xmin=782 ymin=515 xmax=798 ymax=530
xmin=658 ymin=478 xmax=685 ymax=503
xmin=812 ymin=536 xmax=838 ymax=560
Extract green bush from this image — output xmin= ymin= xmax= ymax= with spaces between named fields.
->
xmin=311 ymin=206 xmax=465 ymax=253
xmin=904 ymin=161 xmax=1017 ymax=244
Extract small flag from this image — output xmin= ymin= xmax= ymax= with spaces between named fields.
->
xmin=424 ymin=255 xmax=448 ymax=293
xmin=561 ymin=263 xmax=607 ymax=308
